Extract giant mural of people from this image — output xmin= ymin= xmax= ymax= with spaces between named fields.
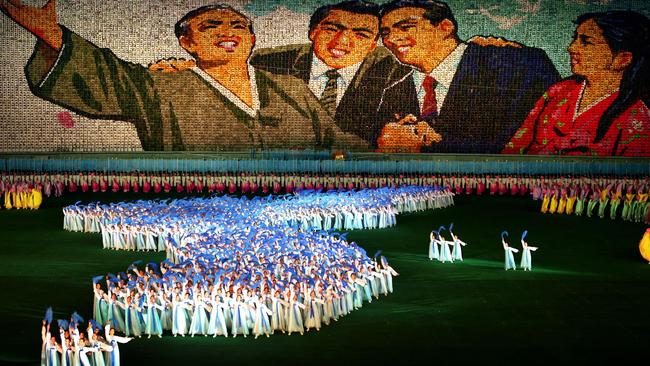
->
xmin=1 ymin=0 xmax=649 ymax=156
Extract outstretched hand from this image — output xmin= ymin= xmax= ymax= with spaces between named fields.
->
xmin=0 ymin=0 xmax=62 ymax=50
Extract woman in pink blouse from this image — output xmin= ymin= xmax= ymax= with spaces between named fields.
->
xmin=503 ymin=11 xmax=650 ymax=157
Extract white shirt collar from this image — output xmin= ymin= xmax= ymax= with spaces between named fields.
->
xmin=412 ymin=42 xmax=468 ymax=91
xmin=191 ymin=64 xmax=260 ymax=118
xmin=310 ymin=54 xmax=362 ymax=89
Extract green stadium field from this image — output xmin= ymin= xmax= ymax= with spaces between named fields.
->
xmin=0 ymin=193 xmax=648 ymax=365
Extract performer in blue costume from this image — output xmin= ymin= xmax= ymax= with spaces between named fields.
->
xmin=519 ymin=230 xmax=539 ymax=271
xmin=449 ymin=223 xmax=467 ymax=262
xmin=105 ymin=323 xmax=132 ymax=366
xmin=428 ymin=230 xmax=440 ymax=260
xmin=502 ymin=231 xmax=519 ymax=270
xmin=437 ymin=226 xmax=453 ymax=263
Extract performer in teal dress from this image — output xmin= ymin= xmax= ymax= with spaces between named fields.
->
xmin=449 ymin=223 xmax=468 ymax=262
xmin=144 ymin=295 xmax=164 ymax=338
xmin=428 ymin=230 xmax=440 ymax=261
xmin=519 ymin=230 xmax=539 ymax=271
xmin=502 ymin=231 xmax=519 ymax=270
xmin=437 ymin=226 xmax=453 ymax=263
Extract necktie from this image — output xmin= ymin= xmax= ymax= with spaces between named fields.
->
xmin=421 ymin=75 xmax=438 ymax=120
xmin=320 ymin=69 xmax=340 ymax=116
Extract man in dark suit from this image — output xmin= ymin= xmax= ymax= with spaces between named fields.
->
xmin=250 ymin=0 xmax=410 ymax=146
xmin=378 ymin=0 xmax=561 ymax=154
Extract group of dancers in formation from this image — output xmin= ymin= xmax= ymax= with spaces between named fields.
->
xmin=536 ymin=180 xmax=650 ymax=223
xmin=56 ymin=187 xmax=453 ymax=348
xmin=428 ymin=224 xmax=468 ymax=263
xmin=427 ymin=226 xmax=537 ymax=270
xmin=63 ymin=187 xmax=454 ymax=251
xmin=1 ymin=179 xmax=42 ymax=209
xmin=2 ymin=170 xmax=647 ymax=213
xmin=501 ymin=231 xmax=538 ymax=271
xmin=40 ymin=308 xmax=131 ymax=366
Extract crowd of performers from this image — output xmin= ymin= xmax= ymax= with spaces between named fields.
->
xmin=428 ymin=224 xmax=468 ymax=263
xmin=59 ymin=187 xmax=452 ymax=344
xmin=0 ymin=172 xmax=650 ymax=202
xmin=1 ymin=179 xmax=42 ymax=209
xmin=427 ymin=225 xmax=539 ymax=271
xmin=63 ymin=187 xmax=454 ymax=249
xmin=536 ymin=180 xmax=650 ymax=223
xmin=41 ymin=308 xmax=131 ymax=366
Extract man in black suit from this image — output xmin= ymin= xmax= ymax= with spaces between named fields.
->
xmin=378 ymin=0 xmax=561 ymax=153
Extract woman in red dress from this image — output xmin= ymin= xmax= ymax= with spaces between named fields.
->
xmin=503 ymin=11 xmax=650 ymax=157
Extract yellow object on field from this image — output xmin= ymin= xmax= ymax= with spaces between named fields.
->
xmin=640 ymin=229 xmax=650 ymax=264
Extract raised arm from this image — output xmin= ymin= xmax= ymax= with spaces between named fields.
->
xmin=3 ymin=0 xmax=162 ymax=148
xmin=0 ymin=0 xmax=62 ymax=50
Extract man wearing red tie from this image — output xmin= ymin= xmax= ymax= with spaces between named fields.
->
xmin=376 ymin=0 xmax=560 ymax=153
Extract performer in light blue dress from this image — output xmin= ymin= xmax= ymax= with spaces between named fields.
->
xmin=286 ymin=294 xmax=306 ymax=336
xmin=92 ymin=277 xmax=108 ymax=325
xmin=104 ymin=323 xmax=132 ymax=366
xmin=231 ymin=294 xmax=251 ymax=338
xmin=270 ymin=290 xmax=287 ymax=334
xmin=449 ymin=223 xmax=468 ymax=262
xmin=144 ymin=294 xmax=164 ymax=338
xmin=189 ymin=291 xmax=210 ymax=337
xmin=502 ymin=231 xmax=519 ymax=270
xmin=122 ymin=296 xmax=143 ymax=337
xmin=428 ymin=230 xmax=440 ymax=260
xmin=251 ymin=297 xmax=273 ymax=338
xmin=171 ymin=294 xmax=190 ymax=337
xmin=105 ymin=293 xmax=126 ymax=334
xmin=519 ymin=230 xmax=539 ymax=271
xmin=437 ymin=226 xmax=453 ymax=263
xmin=207 ymin=292 xmax=228 ymax=337
xmin=41 ymin=309 xmax=61 ymax=366
xmin=379 ymin=256 xmax=399 ymax=294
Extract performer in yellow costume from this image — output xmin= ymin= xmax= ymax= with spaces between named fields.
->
xmin=565 ymin=186 xmax=577 ymax=215
xmin=12 ymin=189 xmax=21 ymax=209
xmin=636 ymin=190 xmax=649 ymax=223
xmin=598 ymin=184 xmax=612 ymax=218
xmin=549 ymin=188 xmax=559 ymax=214
xmin=31 ymin=188 xmax=43 ymax=209
xmin=609 ymin=184 xmax=622 ymax=220
xmin=557 ymin=188 xmax=567 ymax=214
xmin=640 ymin=228 xmax=650 ymax=263
xmin=3 ymin=190 xmax=12 ymax=209
xmin=540 ymin=188 xmax=551 ymax=214
xmin=621 ymin=186 xmax=635 ymax=221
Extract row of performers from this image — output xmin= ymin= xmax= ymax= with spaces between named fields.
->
xmin=41 ymin=309 xmax=130 ymax=366
xmin=2 ymin=171 xmax=647 ymax=199
xmin=538 ymin=183 xmax=650 ymax=223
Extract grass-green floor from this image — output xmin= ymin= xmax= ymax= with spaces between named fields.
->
xmin=0 ymin=193 xmax=648 ymax=365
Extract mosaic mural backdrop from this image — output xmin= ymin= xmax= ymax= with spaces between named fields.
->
xmin=1 ymin=0 xmax=649 ymax=155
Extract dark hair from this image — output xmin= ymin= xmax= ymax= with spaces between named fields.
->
xmin=174 ymin=4 xmax=253 ymax=39
xmin=309 ymin=1 xmax=381 ymax=34
xmin=380 ymin=0 xmax=457 ymax=34
xmin=574 ymin=11 xmax=650 ymax=143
